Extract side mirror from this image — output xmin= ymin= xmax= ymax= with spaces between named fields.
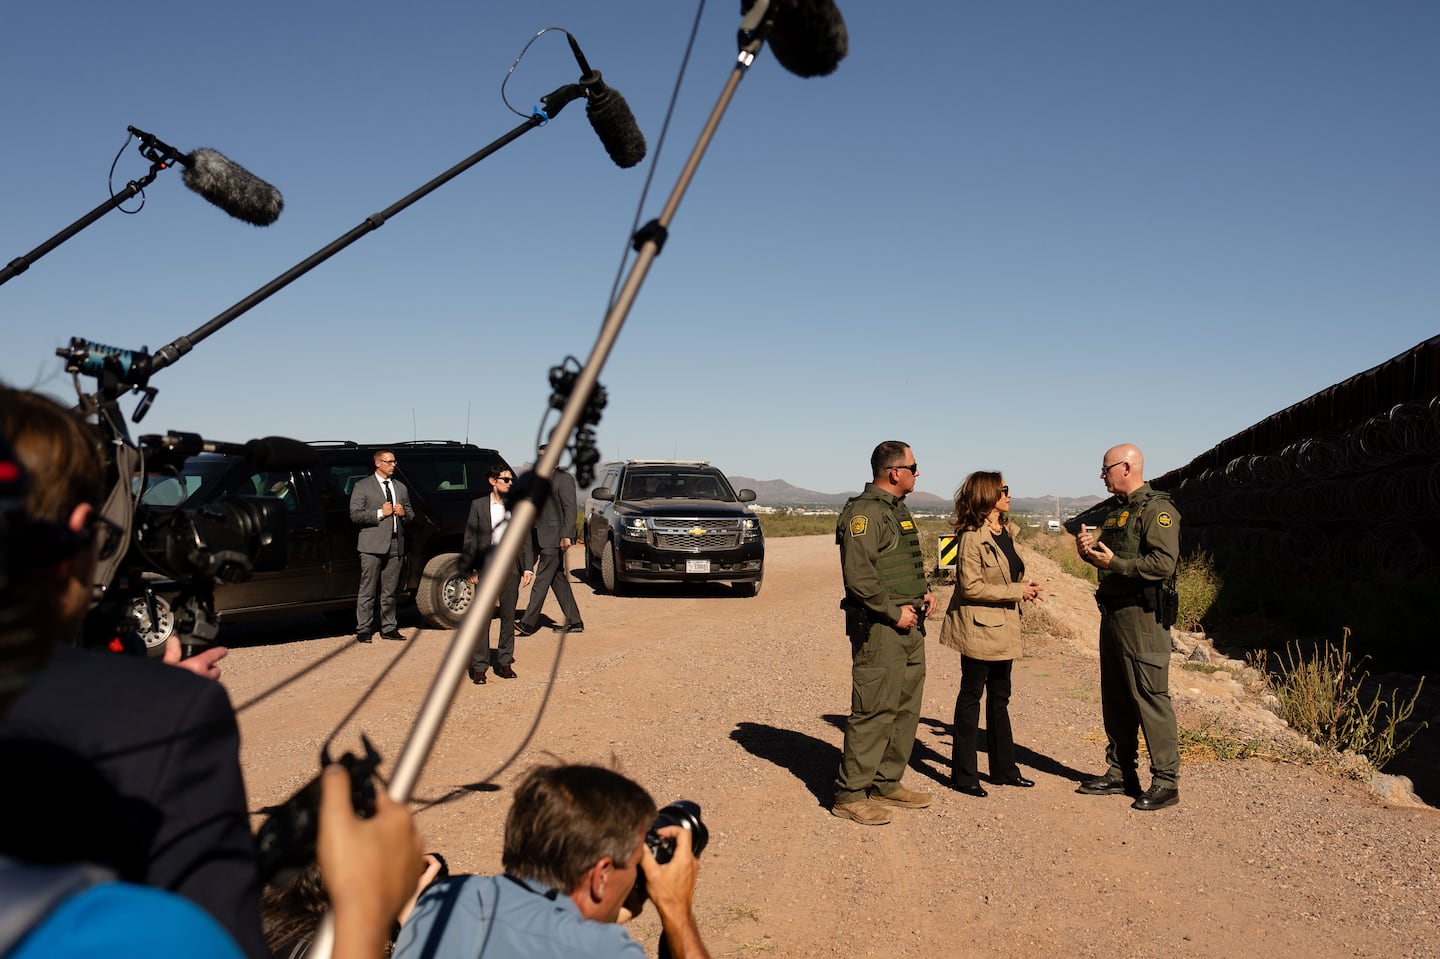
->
xmin=737 ymin=489 xmax=756 ymax=503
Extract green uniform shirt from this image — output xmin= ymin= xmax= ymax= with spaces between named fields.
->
xmin=1095 ymin=483 xmax=1181 ymax=597
xmin=836 ymin=483 xmax=927 ymax=625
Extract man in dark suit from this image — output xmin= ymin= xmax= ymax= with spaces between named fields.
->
xmin=460 ymin=464 xmax=535 ymax=684
xmin=350 ymin=449 xmax=414 ymax=642
xmin=516 ymin=445 xmax=583 ymax=636
xmin=0 ymin=385 xmax=269 ymax=959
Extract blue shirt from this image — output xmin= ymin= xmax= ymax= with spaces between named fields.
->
xmin=392 ymin=874 xmax=646 ymax=959
xmin=9 ymin=881 xmax=246 ymax=959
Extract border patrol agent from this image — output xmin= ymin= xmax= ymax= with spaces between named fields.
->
xmin=832 ymin=441 xmax=937 ymax=826
xmin=1075 ymin=443 xmax=1182 ymax=811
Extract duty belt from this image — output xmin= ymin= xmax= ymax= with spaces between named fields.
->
xmin=1095 ymin=588 xmax=1154 ymax=613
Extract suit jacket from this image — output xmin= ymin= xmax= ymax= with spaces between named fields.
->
xmin=532 ymin=468 xmax=577 ymax=550
xmin=350 ymin=473 xmax=414 ymax=554
xmin=0 ymin=644 xmax=268 ymax=959
xmin=939 ymin=524 xmax=1026 ymax=662
xmin=461 ymin=495 xmax=536 ymax=575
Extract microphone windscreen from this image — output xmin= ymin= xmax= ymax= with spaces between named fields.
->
xmin=242 ymin=437 xmax=318 ymax=470
xmin=767 ymin=0 xmax=849 ymax=78
xmin=182 ymin=148 xmax=285 ymax=226
xmin=586 ymin=88 xmax=647 ymax=169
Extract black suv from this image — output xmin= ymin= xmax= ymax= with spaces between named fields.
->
xmin=583 ymin=460 xmax=764 ymax=596
xmin=130 ymin=440 xmax=507 ymax=650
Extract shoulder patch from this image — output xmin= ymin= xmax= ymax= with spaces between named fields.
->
xmin=899 ymin=519 xmax=915 ymax=531
xmin=1156 ymin=511 xmax=1174 ymax=528
xmin=1117 ymin=510 xmax=1130 ymax=528
xmin=849 ymin=516 xmax=869 ymax=537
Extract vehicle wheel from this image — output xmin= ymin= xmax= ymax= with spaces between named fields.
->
xmin=416 ymin=553 xmax=472 ymax=629
xmin=128 ymin=593 xmax=176 ymax=657
xmin=734 ymin=577 xmax=762 ymax=598
xmin=600 ymin=541 xmax=623 ymax=595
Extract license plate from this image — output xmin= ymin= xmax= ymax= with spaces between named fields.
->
xmin=686 ymin=559 xmax=711 ymax=574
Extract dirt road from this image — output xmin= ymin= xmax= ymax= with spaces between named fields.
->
xmin=221 ymin=535 xmax=1437 ymax=959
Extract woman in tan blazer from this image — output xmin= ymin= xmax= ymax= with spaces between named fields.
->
xmin=938 ymin=471 xmax=1041 ymax=797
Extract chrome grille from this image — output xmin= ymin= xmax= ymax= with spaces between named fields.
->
xmin=651 ymin=518 xmax=743 ymax=551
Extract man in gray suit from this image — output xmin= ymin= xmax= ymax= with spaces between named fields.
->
xmin=350 ymin=449 xmax=413 ymax=642
xmin=516 ymin=445 xmax=583 ymax=636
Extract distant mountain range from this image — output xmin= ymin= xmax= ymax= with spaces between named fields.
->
xmin=729 ymin=477 xmax=1101 ymax=516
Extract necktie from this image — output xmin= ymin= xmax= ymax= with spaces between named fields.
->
xmin=383 ymin=480 xmax=396 ymax=531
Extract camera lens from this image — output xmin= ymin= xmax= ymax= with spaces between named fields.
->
xmin=644 ymin=800 xmax=707 ymax=865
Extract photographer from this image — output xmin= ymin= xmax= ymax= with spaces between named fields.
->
xmin=393 ymin=763 xmax=711 ymax=959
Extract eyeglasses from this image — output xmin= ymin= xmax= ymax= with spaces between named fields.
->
xmin=378 ymin=458 xmax=396 ymax=465
xmin=999 ymin=486 xmax=1010 ymax=495
xmin=889 ymin=463 xmax=918 ymax=474
xmin=1099 ymin=461 xmax=1123 ymax=475
xmin=496 ymin=476 xmax=514 ymax=483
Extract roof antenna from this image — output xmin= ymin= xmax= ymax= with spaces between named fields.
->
xmin=412 ymin=409 xmax=417 ymax=443
xmin=465 ymin=404 xmax=471 ymax=446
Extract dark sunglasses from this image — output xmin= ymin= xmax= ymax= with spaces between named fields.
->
xmin=890 ymin=463 xmax=918 ymax=474
xmin=999 ymin=486 xmax=1010 ymax=495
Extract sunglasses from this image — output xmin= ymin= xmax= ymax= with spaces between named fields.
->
xmin=890 ymin=463 xmax=918 ymax=474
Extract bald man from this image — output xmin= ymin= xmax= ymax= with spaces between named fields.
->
xmin=1074 ymin=444 xmax=1181 ymax=811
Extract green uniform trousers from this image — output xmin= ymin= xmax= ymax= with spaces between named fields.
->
xmin=835 ymin=620 xmax=926 ymax=803
xmin=1098 ymin=604 xmax=1179 ymax=788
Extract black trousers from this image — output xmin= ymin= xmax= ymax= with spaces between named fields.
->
xmin=951 ymin=656 xmax=1019 ymax=787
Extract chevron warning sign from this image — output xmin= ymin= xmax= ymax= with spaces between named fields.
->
xmin=938 ymin=534 xmax=958 ymax=571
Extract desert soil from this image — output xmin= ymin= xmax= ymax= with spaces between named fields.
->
xmin=218 ymin=535 xmax=1438 ymax=959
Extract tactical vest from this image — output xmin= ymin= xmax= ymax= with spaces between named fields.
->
xmin=1096 ymin=487 xmax=1172 ymax=596
xmin=845 ymin=491 xmax=927 ymax=603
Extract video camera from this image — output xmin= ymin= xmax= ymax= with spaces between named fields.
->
xmin=88 ymin=428 xmax=294 ymax=652
xmin=53 ymin=336 xmax=299 ymax=652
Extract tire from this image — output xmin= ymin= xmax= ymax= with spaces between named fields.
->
xmin=600 ymin=541 xmax=623 ymax=595
xmin=128 ymin=593 xmax=176 ymax=657
xmin=734 ymin=577 xmax=762 ymax=598
xmin=416 ymin=553 xmax=472 ymax=629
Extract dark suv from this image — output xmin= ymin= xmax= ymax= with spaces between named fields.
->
xmin=583 ymin=460 xmax=764 ymax=596
xmin=130 ymin=440 xmax=507 ymax=650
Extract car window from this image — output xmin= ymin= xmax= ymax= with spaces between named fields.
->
xmin=399 ymin=457 xmax=490 ymax=497
xmin=327 ymin=465 xmax=374 ymax=501
xmin=138 ymin=459 xmax=230 ymax=508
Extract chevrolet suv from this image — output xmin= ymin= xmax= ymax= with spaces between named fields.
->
xmin=583 ymin=460 xmax=764 ymax=596
xmin=130 ymin=440 xmax=507 ymax=650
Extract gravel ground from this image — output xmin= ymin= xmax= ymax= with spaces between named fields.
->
xmin=219 ymin=535 xmax=1438 ymax=959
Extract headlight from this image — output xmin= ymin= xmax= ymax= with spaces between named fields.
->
xmin=622 ymin=517 xmax=649 ymax=540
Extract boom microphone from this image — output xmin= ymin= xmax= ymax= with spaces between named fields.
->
xmin=180 ymin=148 xmax=285 ymax=226
xmin=747 ymin=0 xmax=849 ymax=78
xmin=566 ymin=35 xmax=647 ymax=169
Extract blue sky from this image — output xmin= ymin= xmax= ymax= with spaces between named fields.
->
xmin=2 ymin=1 xmax=1435 ymax=500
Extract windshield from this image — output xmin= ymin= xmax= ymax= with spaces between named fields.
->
xmin=620 ymin=470 xmax=734 ymax=502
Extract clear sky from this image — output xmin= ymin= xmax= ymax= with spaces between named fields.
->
xmin=2 ymin=1 xmax=1435 ymax=500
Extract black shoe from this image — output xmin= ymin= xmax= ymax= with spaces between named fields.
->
xmin=495 ymin=664 xmax=517 ymax=679
xmin=1076 ymin=774 xmax=1141 ymax=796
xmin=954 ymin=783 xmax=988 ymax=798
xmin=515 ymin=621 xmax=538 ymax=637
xmin=1132 ymin=785 xmax=1179 ymax=811
xmin=996 ymin=775 xmax=1035 ymax=788
xmin=356 ymin=633 xmax=373 ymax=644
xmin=380 ymin=631 xmax=405 ymax=641
xmin=552 ymin=622 xmax=585 ymax=634
xmin=467 ymin=666 xmax=486 ymax=685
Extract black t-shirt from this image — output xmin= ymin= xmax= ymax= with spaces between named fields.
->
xmin=993 ymin=528 xmax=1024 ymax=583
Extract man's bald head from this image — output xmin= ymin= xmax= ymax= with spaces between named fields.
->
xmin=1101 ymin=444 xmax=1145 ymax=494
